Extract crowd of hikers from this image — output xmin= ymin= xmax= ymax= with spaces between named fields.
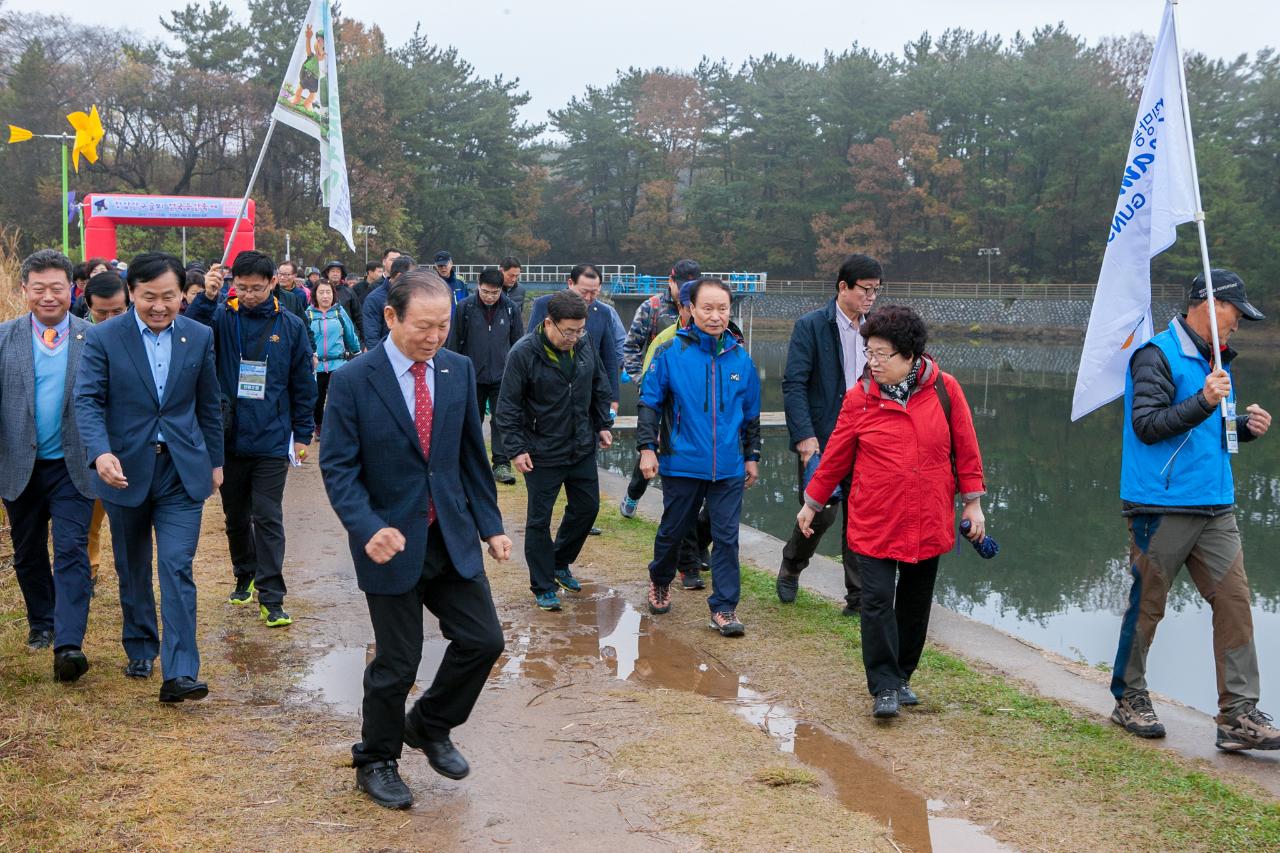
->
xmin=3 ymin=244 xmax=1275 ymax=810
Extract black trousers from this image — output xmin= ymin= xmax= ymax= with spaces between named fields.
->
xmin=3 ymin=459 xmax=93 ymax=647
xmin=781 ymin=460 xmax=860 ymax=607
xmin=476 ymin=382 xmax=507 ymax=465
xmin=856 ymin=553 xmax=940 ymax=696
xmin=523 ymin=452 xmax=599 ymax=595
xmin=315 ymin=371 xmax=333 ymax=432
xmin=219 ymin=454 xmax=290 ymax=606
xmin=353 ymin=526 xmax=505 ymax=766
xmin=626 ymin=459 xmax=651 ymax=502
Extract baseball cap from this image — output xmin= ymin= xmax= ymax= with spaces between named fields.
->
xmin=678 ymin=279 xmax=698 ymax=306
xmin=671 ymin=258 xmax=700 ymax=283
xmin=1188 ymin=269 xmax=1264 ymax=321
xmin=434 ymin=251 xmax=452 ymax=265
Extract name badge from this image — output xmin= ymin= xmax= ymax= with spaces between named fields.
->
xmin=238 ymin=360 xmax=267 ymax=400
xmin=1225 ymin=400 xmax=1239 ymax=454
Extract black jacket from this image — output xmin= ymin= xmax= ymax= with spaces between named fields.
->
xmin=447 ymin=293 xmax=523 ymax=385
xmin=502 ymin=282 xmax=526 ymax=319
xmin=274 ymin=285 xmax=307 ymax=321
xmin=495 ymin=330 xmax=611 ymax=467
xmin=783 ymin=298 xmax=853 ymax=450
xmin=335 ymin=283 xmax=362 ymax=339
xmin=1129 ymin=317 xmax=1255 ymax=446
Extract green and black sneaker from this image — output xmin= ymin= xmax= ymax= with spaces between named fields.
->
xmin=228 ymin=577 xmax=255 ymax=605
xmin=260 ymin=604 xmax=293 ymax=627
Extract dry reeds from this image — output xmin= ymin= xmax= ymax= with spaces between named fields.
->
xmin=0 ymin=227 xmax=24 ymax=322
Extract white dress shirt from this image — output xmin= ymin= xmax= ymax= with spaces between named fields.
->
xmin=383 ymin=336 xmax=435 ymax=417
xmin=835 ymin=303 xmax=866 ymax=391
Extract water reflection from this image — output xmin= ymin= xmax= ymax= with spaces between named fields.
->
xmin=604 ymin=334 xmax=1280 ymax=715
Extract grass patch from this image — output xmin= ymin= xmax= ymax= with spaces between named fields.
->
xmin=753 ymin=765 xmax=820 ymax=788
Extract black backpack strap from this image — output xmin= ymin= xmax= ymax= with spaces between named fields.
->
xmin=934 ymin=372 xmax=958 ymax=490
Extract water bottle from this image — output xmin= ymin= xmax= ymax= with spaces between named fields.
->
xmin=959 ymin=520 xmax=999 ymax=559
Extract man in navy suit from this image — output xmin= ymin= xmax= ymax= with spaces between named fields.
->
xmin=320 ymin=268 xmax=512 ymax=810
xmin=74 ymin=252 xmax=224 ymax=703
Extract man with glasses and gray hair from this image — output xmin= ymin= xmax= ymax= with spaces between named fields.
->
xmin=497 ymin=289 xmax=614 ymax=612
xmin=777 ymin=253 xmax=883 ymax=615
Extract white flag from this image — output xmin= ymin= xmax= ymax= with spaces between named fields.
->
xmin=1071 ymin=1 xmax=1198 ymax=421
xmin=271 ymin=0 xmax=355 ymax=250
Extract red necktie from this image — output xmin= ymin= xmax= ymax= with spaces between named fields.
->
xmin=410 ymin=362 xmax=437 ymax=526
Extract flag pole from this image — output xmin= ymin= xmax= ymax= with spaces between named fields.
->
xmin=1168 ymin=0 xmax=1223 ymax=372
xmin=60 ymin=140 xmax=69 ymax=256
xmin=221 ymin=117 xmax=278 ymax=266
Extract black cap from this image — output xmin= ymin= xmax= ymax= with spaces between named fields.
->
xmin=434 ymin=251 xmax=452 ymax=265
xmin=1188 ymin=269 xmax=1264 ymax=321
xmin=671 ymin=258 xmax=700 ymax=283
xmin=322 ymin=260 xmax=347 ymax=276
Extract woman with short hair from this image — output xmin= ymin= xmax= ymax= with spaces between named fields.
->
xmin=799 ymin=304 xmax=986 ymax=718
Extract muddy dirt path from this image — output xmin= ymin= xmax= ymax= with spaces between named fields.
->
xmin=268 ymin=462 xmax=1006 ymax=852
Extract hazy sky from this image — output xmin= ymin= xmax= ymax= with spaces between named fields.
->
xmin=8 ymin=0 xmax=1277 ymax=128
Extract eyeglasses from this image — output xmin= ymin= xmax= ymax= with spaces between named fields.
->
xmin=863 ymin=346 xmax=898 ymax=363
xmin=553 ymin=321 xmax=586 ymax=340
xmin=239 ymin=285 xmax=272 ymax=295
xmin=852 ymin=282 xmax=882 ymax=296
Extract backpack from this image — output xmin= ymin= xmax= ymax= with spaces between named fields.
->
xmin=645 ymin=294 xmax=665 ymax=345
xmin=933 ymin=372 xmax=959 ymax=490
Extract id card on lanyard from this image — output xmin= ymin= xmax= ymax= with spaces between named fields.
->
xmin=236 ymin=309 xmax=278 ymax=401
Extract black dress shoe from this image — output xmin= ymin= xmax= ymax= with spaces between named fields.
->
xmin=124 ymin=658 xmax=154 ymax=679
xmin=355 ymin=760 xmax=413 ymax=809
xmin=159 ymin=676 xmax=209 ymax=703
xmin=26 ymin=628 xmax=54 ymax=650
xmin=776 ymin=571 xmax=800 ymax=604
xmin=403 ymin=715 xmax=470 ymax=780
xmin=53 ymin=648 xmax=90 ymax=683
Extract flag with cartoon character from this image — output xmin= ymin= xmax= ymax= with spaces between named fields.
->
xmin=272 ymin=0 xmax=355 ymax=250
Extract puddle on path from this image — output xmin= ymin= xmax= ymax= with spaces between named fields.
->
xmin=298 ymin=582 xmax=1012 ymax=852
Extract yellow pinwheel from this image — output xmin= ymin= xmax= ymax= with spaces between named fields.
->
xmin=66 ymin=105 xmax=104 ymax=172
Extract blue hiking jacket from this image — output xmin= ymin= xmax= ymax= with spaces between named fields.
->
xmin=636 ymin=325 xmax=762 ymax=481
xmin=307 ymin=304 xmax=359 ymax=373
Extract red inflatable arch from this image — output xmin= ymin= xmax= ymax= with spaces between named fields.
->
xmin=83 ymin=193 xmax=254 ymax=262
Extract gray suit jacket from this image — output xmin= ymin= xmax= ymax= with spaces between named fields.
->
xmin=0 ymin=312 xmax=94 ymax=500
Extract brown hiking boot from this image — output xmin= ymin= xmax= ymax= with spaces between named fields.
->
xmin=647 ymin=582 xmax=671 ymax=615
xmin=1216 ymin=705 xmax=1280 ymax=751
xmin=1111 ymin=692 xmax=1166 ymax=738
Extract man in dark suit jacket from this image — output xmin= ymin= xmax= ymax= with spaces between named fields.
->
xmin=778 ymin=253 xmax=882 ymax=614
xmin=320 ymin=268 xmax=512 ymax=810
xmin=0 ymin=250 xmax=96 ymax=679
xmin=74 ymin=252 xmax=225 ymax=703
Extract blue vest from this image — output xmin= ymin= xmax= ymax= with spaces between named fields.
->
xmin=1120 ymin=320 xmax=1234 ymax=506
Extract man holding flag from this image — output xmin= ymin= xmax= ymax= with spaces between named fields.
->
xmin=1110 ymin=271 xmax=1277 ymax=751
xmin=1073 ymin=1 xmax=1279 ymax=751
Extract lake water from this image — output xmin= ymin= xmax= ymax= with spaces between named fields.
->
xmin=603 ymin=332 xmax=1280 ymax=716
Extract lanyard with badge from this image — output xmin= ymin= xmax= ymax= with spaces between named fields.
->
xmin=235 ymin=309 xmax=280 ymax=401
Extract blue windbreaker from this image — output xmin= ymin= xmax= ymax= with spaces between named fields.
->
xmin=637 ymin=325 xmax=762 ymax=481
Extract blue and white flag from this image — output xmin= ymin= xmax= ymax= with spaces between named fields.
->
xmin=271 ymin=0 xmax=355 ymax=251
xmin=1071 ymin=1 xmax=1198 ymax=421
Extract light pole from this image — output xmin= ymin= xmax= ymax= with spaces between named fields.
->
xmin=977 ymin=247 xmax=1001 ymax=286
xmin=356 ymin=224 xmax=378 ymax=267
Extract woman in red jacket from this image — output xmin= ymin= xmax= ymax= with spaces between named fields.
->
xmin=798 ymin=305 xmax=986 ymax=719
